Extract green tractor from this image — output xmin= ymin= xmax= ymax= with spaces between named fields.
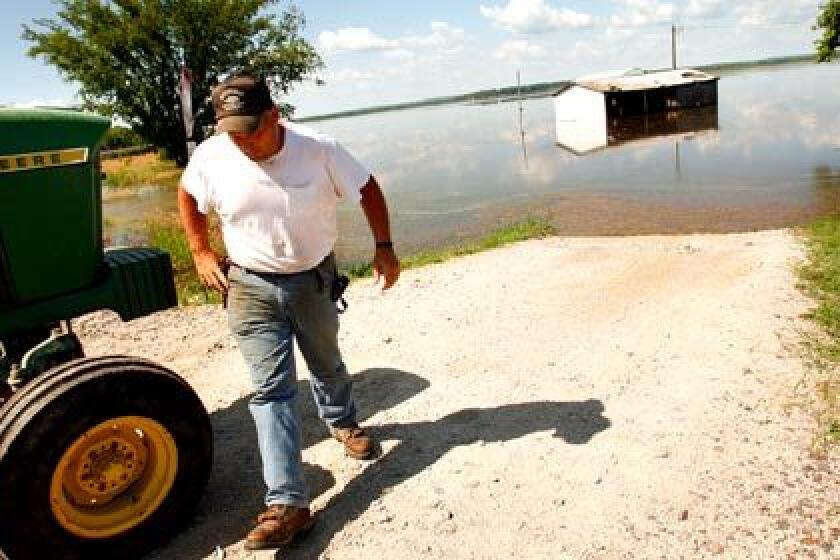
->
xmin=0 ymin=109 xmax=212 ymax=559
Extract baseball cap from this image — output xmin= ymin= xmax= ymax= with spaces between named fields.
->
xmin=211 ymin=74 xmax=274 ymax=133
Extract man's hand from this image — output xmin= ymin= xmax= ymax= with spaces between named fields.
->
xmin=178 ymin=185 xmax=229 ymax=295
xmin=372 ymin=246 xmax=400 ymax=290
xmin=194 ymin=249 xmax=229 ymax=294
xmin=360 ymin=177 xmax=398 ymax=290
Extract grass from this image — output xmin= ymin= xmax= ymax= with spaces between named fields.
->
xmin=815 ymin=378 xmax=840 ymax=449
xmin=147 ymin=216 xmax=225 ymax=306
xmin=343 ymin=218 xmax=556 ymax=279
xmin=798 ymin=218 xmax=840 ymax=358
xmin=797 ymin=216 xmax=840 ymax=453
xmin=102 ymin=153 xmax=182 ymax=189
xmin=146 ymin=216 xmax=555 ymax=303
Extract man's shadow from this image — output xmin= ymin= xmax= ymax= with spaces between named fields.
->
xmin=280 ymin=397 xmax=611 ymax=559
xmin=148 ymin=367 xmax=430 ymax=559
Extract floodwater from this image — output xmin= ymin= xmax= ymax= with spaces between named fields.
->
xmin=103 ymin=60 xmax=840 ymax=262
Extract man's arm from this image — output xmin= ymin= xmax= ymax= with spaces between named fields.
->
xmin=359 ymin=176 xmax=400 ymax=290
xmin=177 ymin=185 xmax=228 ymax=293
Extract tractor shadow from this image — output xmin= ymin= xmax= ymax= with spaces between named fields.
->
xmin=280 ymin=398 xmax=611 ymax=559
xmin=146 ymin=367 xmax=430 ymax=559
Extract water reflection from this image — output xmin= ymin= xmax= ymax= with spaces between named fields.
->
xmin=555 ymin=105 xmax=719 ymax=156
xmin=104 ymin=61 xmax=840 ymax=261
xmin=812 ymin=165 xmax=840 ymax=212
xmin=518 ymin=98 xmax=529 ymax=170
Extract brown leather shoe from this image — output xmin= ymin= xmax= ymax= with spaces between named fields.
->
xmin=331 ymin=424 xmax=375 ymax=459
xmin=244 ymin=504 xmax=315 ymax=551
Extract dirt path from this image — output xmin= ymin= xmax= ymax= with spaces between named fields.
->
xmin=77 ymin=230 xmax=840 ymax=559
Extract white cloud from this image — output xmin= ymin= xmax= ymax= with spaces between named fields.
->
xmin=684 ymin=0 xmax=725 ymax=18
xmin=480 ymin=0 xmax=593 ymax=34
xmin=605 ymin=26 xmax=637 ymax=40
xmin=382 ymin=48 xmax=416 ymax=60
xmin=289 ymin=0 xmax=826 ymax=117
xmin=318 ymin=22 xmax=465 ymax=56
xmin=610 ymin=0 xmax=675 ymax=27
xmin=493 ymin=39 xmax=547 ymax=61
xmin=734 ymin=0 xmax=818 ymax=26
xmin=317 ymin=55 xmax=428 ymax=88
xmin=318 ymin=28 xmax=399 ymax=55
xmin=323 ymin=68 xmax=377 ymax=84
xmin=404 ymin=22 xmax=465 ymax=51
xmin=567 ymin=40 xmax=601 ymax=61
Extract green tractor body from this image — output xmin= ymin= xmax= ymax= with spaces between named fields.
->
xmin=0 ymin=109 xmax=212 ymax=560
xmin=0 ymin=109 xmax=176 ymax=339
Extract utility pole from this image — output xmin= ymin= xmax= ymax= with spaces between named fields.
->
xmin=671 ymin=24 xmax=677 ymax=69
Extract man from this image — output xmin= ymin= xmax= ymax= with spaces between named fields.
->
xmin=178 ymin=74 xmax=399 ymax=550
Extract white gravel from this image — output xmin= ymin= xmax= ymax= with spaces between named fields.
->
xmin=76 ymin=229 xmax=840 ymax=559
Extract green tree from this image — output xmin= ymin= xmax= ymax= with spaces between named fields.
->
xmin=23 ymin=1 xmax=322 ymax=166
xmin=102 ymin=126 xmax=146 ymax=150
xmin=816 ymin=0 xmax=840 ymax=62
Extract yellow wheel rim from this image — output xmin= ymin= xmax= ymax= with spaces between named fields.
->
xmin=49 ymin=416 xmax=178 ymax=539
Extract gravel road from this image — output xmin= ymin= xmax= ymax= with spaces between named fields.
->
xmin=76 ymin=230 xmax=840 ymax=559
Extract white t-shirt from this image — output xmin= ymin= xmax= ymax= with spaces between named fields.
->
xmin=181 ymin=122 xmax=370 ymax=273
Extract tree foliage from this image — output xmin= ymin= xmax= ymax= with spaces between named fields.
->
xmin=816 ymin=0 xmax=840 ymax=62
xmin=102 ymin=126 xmax=146 ymax=150
xmin=23 ymin=1 xmax=322 ymax=166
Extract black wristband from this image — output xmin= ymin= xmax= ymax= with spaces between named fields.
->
xmin=376 ymin=241 xmax=393 ymax=249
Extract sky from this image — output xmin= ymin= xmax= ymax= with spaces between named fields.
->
xmin=1 ymin=0 xmax=828 ymax=117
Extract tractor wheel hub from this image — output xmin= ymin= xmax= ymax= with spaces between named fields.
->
xmin=49 ymin=416 xmax=177 ymax=539
xmin=64 ymin=424 xmax=148 ymax=506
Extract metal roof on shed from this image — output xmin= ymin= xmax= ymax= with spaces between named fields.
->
xmin=573 ymin=68 xmax=718 ymax=94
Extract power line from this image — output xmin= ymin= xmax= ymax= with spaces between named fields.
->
xmin=680 ymin=22 xmax=812 ymax=30
xmin=598 ymin=20 xmax=814 ymax=31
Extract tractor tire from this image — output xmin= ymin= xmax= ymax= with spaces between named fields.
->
xmin=0 ymin=356 xmax=212 ymax=560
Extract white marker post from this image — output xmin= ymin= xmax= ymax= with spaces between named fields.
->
xmin=179 ymin=67 xmax=196 ymax=159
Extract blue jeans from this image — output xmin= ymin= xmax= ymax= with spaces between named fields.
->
xmin=226 ymin=253 xmax=357 ymax=507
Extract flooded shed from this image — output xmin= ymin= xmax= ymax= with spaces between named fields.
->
xmin=554 ymin=68 xmax=719 ymax=154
